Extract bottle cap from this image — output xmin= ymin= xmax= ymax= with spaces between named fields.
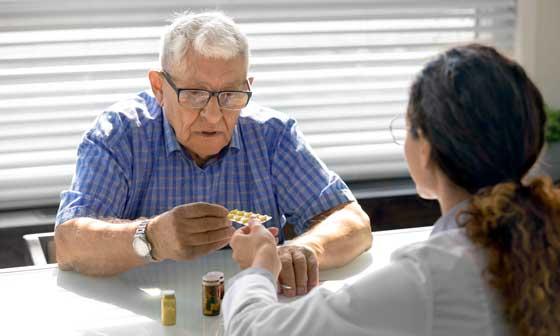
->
xmin=206 ymin=271 xmax=224 ymax=281
xmin=161 ymin=289 xmax=175 ymax=297
xmin=202 ymin=272 xmax=220 ymax=284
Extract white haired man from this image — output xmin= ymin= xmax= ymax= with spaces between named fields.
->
xmin=55 ymin=12 xmax=372 ymax=297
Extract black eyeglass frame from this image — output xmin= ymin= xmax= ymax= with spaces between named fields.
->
xmin=160 ymin=71 xmax=252 ymax=110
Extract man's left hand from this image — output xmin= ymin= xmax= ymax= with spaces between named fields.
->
xmin=277 ymin=244 xmax=319 ymax=297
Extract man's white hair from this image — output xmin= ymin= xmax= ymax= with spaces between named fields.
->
xmin=160 ymin=11 xmax=249 ymax=72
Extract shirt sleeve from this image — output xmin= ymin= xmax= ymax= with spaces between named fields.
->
xmin=271 ymin=119 xmax=355 ymax=234
xmin=55 ymin=111 xmax=132 ymax=225
xmin=223 ymin=258 xmax=433 ymax=336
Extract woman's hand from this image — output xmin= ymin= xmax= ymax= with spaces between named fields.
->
xmin=230 ymin=219 xmax=282 ymax=280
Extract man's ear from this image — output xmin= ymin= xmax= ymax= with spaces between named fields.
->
xmin=148 ymin=70 xmax=164 ymax=105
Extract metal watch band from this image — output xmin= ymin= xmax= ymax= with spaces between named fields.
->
xmin=135 ymin=219 xmax=156 ymax=262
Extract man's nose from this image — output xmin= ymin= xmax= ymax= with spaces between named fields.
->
xmin=200 ymin=96 xmax=222 ymax=123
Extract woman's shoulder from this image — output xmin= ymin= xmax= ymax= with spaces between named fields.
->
xmin=391 ymin=228 xmax=485 ymax=278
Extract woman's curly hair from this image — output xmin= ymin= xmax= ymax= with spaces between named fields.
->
xmin=464 ymin=178 xmax=560 ymax=335
xmin=408 ymin=43 xmax=559 ymax=335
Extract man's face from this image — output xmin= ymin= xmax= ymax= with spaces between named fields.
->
xmin=158 ymin=52 xmax=249 ymax=165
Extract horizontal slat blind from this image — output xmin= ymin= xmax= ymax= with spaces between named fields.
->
xmin=0 ymin=0 xmax=517 ymax=210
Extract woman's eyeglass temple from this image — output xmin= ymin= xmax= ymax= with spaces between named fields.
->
xmin=390 ymin=114 xmax=407 ymax=145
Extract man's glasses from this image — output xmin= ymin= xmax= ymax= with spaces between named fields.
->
xmin=389 ymin=114 xmax=407 ymax=145
xmin=161 ymin=71 xmax=252 ymax=110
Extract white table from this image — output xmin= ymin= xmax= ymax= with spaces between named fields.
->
xmin=0 ymin=227 xmax=432 ymax=335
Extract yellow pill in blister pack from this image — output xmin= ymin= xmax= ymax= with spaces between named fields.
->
xmin=228 ymin=209 xmax=272 ymax=225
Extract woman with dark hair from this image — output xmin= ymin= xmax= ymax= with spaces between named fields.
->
xmin=222 ymin=44 xmax=560 ymax=336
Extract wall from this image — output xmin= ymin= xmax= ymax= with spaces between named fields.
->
xmin=516 ymin=0 xmax=560 ymax=108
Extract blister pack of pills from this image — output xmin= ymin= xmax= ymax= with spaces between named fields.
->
xmin=227 ymin=209 xmax=271 ymax=225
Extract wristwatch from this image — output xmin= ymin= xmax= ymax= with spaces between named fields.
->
xmin=132 ymin=219 xmax=156 ymax=262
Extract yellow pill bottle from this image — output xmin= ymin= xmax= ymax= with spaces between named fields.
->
xmin=161 ymin=289 xmax=176 ymax=326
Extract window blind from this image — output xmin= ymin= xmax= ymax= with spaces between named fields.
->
xmin=0 ymin=0 xmax=517 ymax=210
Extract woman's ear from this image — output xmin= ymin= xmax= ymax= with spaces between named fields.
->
xmin=148 ymin=70 xmax=164 ymax=106
xmin=418 ymin=134 xmax=432 ymax=170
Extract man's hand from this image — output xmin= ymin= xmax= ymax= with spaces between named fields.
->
xmin=230 ymin=220 xmax=281 ymax=279
xmin=277 ymin=244 xmax=319 ymax=297
xmin=147 ymin=202 xmax=235 ymax=261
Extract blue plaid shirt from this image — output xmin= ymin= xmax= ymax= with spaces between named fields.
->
xmin=56 ymin=91 xmax=355 ymax=239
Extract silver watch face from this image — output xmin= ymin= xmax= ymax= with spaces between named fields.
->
xmin=133 ymin=237 xmax=150 ymax=257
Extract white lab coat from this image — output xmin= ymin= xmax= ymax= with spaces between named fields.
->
xmin=223 ymin=202 xmax=512 ymax=336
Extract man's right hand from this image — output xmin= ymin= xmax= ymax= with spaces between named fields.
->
xmin=147 ymin=202 xmax=235 ymax=261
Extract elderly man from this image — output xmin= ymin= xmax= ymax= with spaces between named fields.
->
xmin=55 ymin=11 xmax=371 ymax=297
